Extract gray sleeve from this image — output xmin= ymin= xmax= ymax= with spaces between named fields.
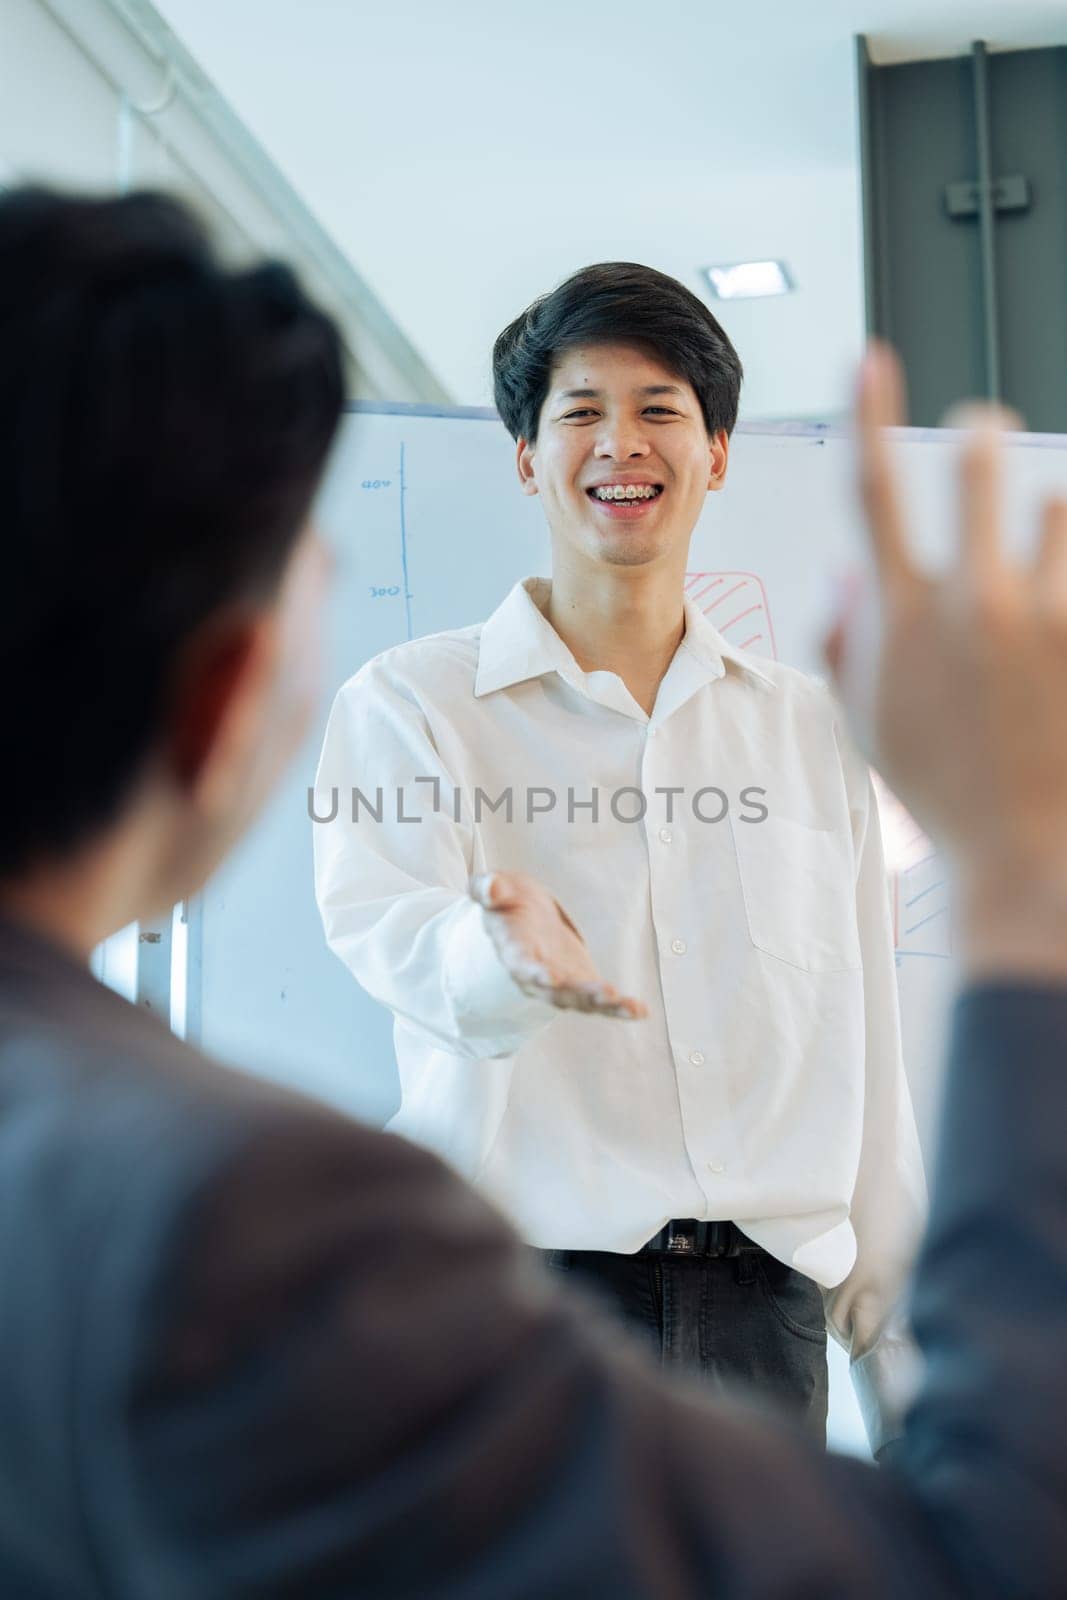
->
xmin=890 ymin=983 xmax=1067 ymax=1597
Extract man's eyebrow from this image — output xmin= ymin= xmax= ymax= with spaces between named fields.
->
xmin=555 ymin=384 xmax=686 ymax=401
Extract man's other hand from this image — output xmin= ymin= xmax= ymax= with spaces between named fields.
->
xmin=470 ymin=870 xmax=648 ymax=1019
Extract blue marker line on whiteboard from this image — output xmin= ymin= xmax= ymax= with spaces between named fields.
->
xmin=905 ymin=880 xmax=947 ymax=908
xmin=399 ymin=442 xmax=413 ymax=640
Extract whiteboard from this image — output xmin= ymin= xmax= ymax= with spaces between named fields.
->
xmin=181 ymin=402 xmax=1067 ymax=1457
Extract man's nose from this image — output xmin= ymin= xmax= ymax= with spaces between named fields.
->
xmin=594 ymin=424 xmax=651 ymax=460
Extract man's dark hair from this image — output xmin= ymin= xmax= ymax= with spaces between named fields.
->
xmin=492 ymin=262 xmax=742 ymax=444
xmin=0 ymin=187 xmax=345 ymax=877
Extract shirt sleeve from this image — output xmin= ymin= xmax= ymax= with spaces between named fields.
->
xmin=312 ymin=664 xmax=557 ymax=1059
xmin=823 ymin=717 xmax=928 ymax=1456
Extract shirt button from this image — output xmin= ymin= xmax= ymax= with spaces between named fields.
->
xmin=671 ymin=938 xmax=687 ymax=955
xmin=707 ymin=1159 xmax=725 ymax=1175
xmin=689 ymin=1050 xmax=705 ymax=1066
xmin=659 ymin=828 xmax=673 ymax=844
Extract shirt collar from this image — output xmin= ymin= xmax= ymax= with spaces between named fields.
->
xmin=475 ymin=576 xmax=776 ymax=700
xmin=679 ymin=589 xmax=777 ymax=691
xmin=474 ymin=578 xmax=588 ymax=698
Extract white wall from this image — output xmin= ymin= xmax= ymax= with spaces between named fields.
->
xmin=366 ymin=160 xmax=866 ymax=424
xmin=150 ymin=1 xmax=868 ymax=421
xmin=4 ymin=0 xmax=128 ymax=187
xmin=0 ymin=0 xmax=448 ymax=401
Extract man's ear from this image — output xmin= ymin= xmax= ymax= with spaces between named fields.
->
xmin=707 ymin=428 xmax=730 ymax=494
xmin=516 ymin=436 xmax=539 ymax=496
xmin=168 ymin=608 xmax=279 ymax=814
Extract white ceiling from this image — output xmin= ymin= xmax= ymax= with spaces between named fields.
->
xmin=154 ymin=0 xmax=1067 ymax=418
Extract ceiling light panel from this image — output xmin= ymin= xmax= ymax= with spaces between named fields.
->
xmin=701 ymin=260 xmax=794 ymax=300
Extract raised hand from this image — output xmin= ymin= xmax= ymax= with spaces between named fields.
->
xmin=470 ymin=870 xmax=647 ymax=1019
xmin=827 ymin=343 xmax=1067 ymax=978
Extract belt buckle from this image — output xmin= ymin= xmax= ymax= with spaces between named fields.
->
xmin=665 ymin=1222 xmax=695 ymax=1254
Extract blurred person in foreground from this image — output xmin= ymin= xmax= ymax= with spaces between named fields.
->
xmin=0 ymin=184 xmax=1065 ymax=1598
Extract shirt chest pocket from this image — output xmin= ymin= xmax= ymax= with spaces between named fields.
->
xmin=728 ymin=812 xmax=862 ymax=974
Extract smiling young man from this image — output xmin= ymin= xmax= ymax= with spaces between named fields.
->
xmin=314 ymin=263 xmax=926 ymax=1454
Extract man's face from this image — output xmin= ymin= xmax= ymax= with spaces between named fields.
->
xmin=516 ymin=342 xmax=728 ymax=574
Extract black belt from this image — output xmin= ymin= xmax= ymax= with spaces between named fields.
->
xmin=639 ymin=1220 xmax=762 ymax=1259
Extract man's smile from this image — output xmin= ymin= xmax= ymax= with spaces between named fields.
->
xmin=585 ymin=480 xmax=665 ymax=518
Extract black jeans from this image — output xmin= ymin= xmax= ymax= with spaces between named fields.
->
xmin=542 ymin=1239 xmax=829 ymax=1442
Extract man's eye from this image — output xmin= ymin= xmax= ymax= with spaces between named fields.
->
xmin=645 ymin=407 xmax=677 ymax=416
xmin=562 ymin=409 xmax=597 ymax=420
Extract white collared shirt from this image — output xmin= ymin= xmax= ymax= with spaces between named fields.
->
xmin=313 ymin=577 xmax=926 ymax=1451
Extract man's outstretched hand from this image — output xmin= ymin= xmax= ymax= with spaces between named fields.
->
xmin=470 ymin=870 xmax=648 ymax=1019
xmin=827 ymin=342 xmax=1067 ymax=980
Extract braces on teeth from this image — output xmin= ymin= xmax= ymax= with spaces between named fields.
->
xmin=593 ymin=485 xmax=660 ymax=501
